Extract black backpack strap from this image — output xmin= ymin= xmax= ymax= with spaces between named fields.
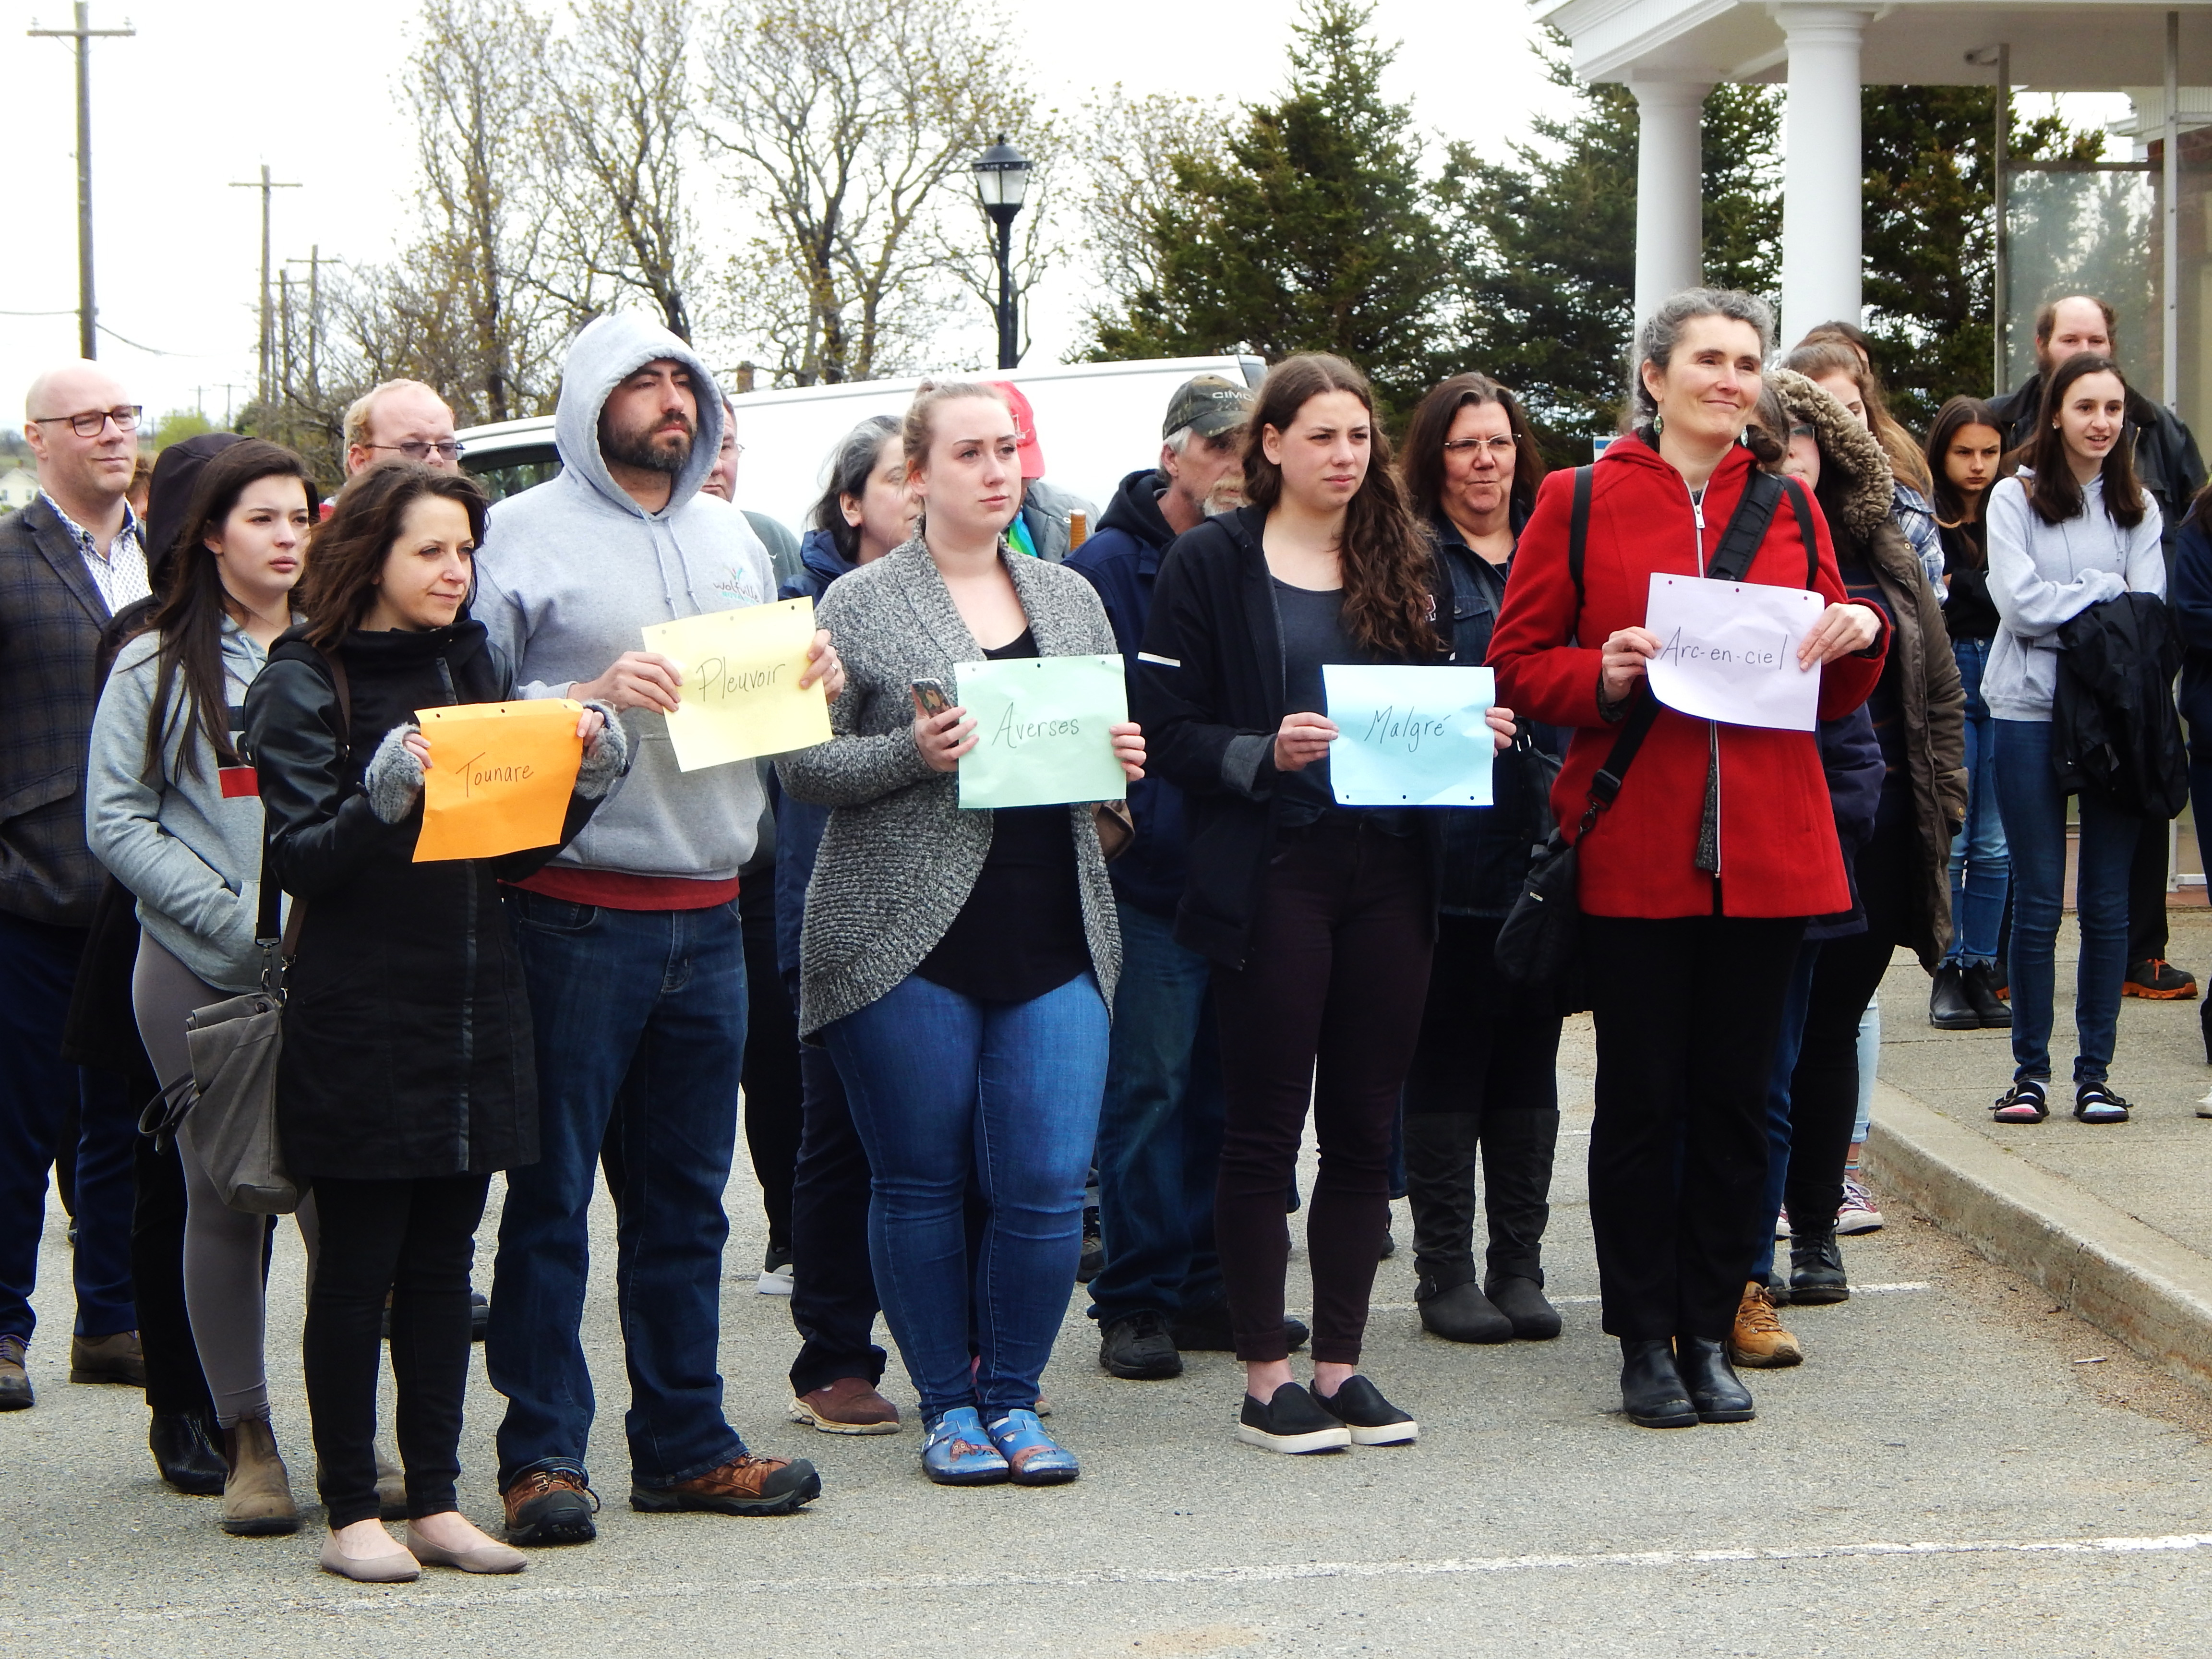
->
xmin=1706 ymin=468 xmax=1785 ymax=584
xmin=1779 ymin=476 xmax=1818 ymax=588
xmin=1568 ymin=464 xmax=1594 ymax=601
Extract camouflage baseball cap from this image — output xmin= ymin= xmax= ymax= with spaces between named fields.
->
xmin=1163 ymin=374 xmax=1255 ymax=441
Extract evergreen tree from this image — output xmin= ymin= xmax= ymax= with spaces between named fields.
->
xmin=1083 ymin=0 xmax=1448 ymax=413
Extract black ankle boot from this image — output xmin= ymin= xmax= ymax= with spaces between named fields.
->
xmin=1484 ymin=1273 xmax=1562 ymax=1340
xmin=1673 ymin=1336 xmax=1755 ymax=1422
xmin=1929 ymin=965 xmax=1978 ymax=1030
xmin=149 ymin=1409 xmax=228 ymax=1495
xmin=1789 ymin=1228 xmax=1850 ymax=1305
xmin=1963 ymin=963 xmax=2012 ymax=1029
xmin=1416 ymin=1276 xmax=1513 ymax=1344
xmin=1618 ymin=1337 xmax=1696 ymax=1428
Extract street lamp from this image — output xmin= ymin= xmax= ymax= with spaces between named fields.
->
xmin=972 ymin=134 xmax=1031 ymax=370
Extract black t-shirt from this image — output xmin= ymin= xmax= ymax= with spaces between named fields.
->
xmin=1272 ymin=577 xmax=1415 ymax=834
xmin=1940 ymin=519 xmax=1999 ymax=642
xmin=913 ymin=629 xmax=1091 ymax=1004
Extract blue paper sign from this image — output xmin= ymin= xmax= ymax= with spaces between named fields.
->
xmin=1322 ymin=665 xmax=1496 ymax=807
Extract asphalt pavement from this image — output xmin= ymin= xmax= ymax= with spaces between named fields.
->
xmin=5 ymin=1025 xmax=2212 ymax=1657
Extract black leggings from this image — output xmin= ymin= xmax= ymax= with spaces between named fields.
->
xmin=1212 ymin=817 xmax=1434 ymax=1365
xmin=1585 ymin=912 xmax=1805 ymax=1342
xmin=304 ymin=1173 xmax=490 ymax=1528
xmin=1786 ymin=813 xmax=1921 ymax=1236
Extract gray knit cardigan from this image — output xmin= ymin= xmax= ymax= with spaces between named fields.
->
xmin=778 ymin=538 xmax=1124 ymax=1035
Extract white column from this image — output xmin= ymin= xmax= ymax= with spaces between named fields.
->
xmin=1778 ymin=5 xmax=1873 ymax=343
xmin=1632 ymin=81 xmax=1712 ymax=324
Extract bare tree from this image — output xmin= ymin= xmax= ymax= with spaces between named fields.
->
xmin=541 ymin=0 xmax=697 ymax=342
xmin=700 ymin=0 xmax=1024 ymax=385
xmin=1066 ymin=86 xmax=1229 ymax=348
xmin=931 ymin=113 xmax=1063 ymax=368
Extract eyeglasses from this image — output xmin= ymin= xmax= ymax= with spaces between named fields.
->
xmin=31 ymin=406 xmax=141 ymax=438
xmin=1442 ymin=436 xmax=1515 ymax=456
xmin=366 ymin=440 xmax=466 ymax=462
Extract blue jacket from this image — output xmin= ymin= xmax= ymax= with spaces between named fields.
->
xmin=1065 ymin=469 xmax=1189 ymax=918
xmin=2173 ymin=514 xmax=2212 ymax=742
xmin=1808 ymin=704 xmax=1883 ymax=942
xmin=772 ymin=527 xmax=859 ymax=979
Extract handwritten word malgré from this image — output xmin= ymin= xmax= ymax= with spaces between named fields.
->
xmin=693 ymin=656 xmax=786 ymax=701
xmin=1653 ymin=628 xmax=1789 ymax=672
xmin=457 ymin=751 xmax=536 ymax=799
xmin=1361 ymin=705 xmax=1450 ymax=754
xmin=993 ymin=706 xmax=1082 ymax=748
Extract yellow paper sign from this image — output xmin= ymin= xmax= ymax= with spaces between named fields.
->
xmin=640 ymin=596 xmax=832 ymax=770
xmin=412 ymin=699 xmax=585 ymax=863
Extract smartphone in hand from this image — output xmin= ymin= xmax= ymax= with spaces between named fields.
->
xmin=910 ymin=679 xmax=953 ymax=719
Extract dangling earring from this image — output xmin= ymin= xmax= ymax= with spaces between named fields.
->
xmin=1653 ymin=409 xmax=1665 ymax=436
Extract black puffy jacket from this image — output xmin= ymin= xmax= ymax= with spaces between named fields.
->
xmin=243 ymin=618 xmax=598 ymax=1182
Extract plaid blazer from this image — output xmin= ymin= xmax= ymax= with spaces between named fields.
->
xmin=0 ymin=494 xmax=115 ymax=926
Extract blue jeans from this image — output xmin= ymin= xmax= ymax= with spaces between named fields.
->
xmin=1944 ymin=638 xmax=2010 ymax=966
xmin=1086 ymin=901 xmax=1224 ymax=1328
xmin=825 ymin=972 xmax=1108 ymax=1422
xmin=1753 ymin=941 xmax=1821 ymax=1283
xmin=1994 ymin=720 xmax=2138 ymax=1085
xmin=0 ymin=911 xmax=137 ymax=1341
xmin=489 ymin=891 xmax=749 ymax=1491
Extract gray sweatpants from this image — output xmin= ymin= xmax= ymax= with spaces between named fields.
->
xmin=132 ymin=934 xmax=318 ymax=1428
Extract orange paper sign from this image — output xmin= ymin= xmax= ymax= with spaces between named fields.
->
xmin=411 ymin=700 xmax=585 ymax=863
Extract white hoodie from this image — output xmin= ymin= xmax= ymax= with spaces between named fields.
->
xmin=478 ymin=313 xmax=775 ymax=881
xmin=1984 ymin=469 xmax=2164 ymax=722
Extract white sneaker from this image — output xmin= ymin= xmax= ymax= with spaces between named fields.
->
xmin=1774 ymin=1207 xmax=1792 ymax=1239
xmin=757 ymin=1262 xmax=794 ymax=1297
xmin=1835 ymin=1177 xmax=1885 ymax=1235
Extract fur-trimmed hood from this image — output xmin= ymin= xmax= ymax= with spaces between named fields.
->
xmin=1768 ymin=366 xmax=1894 ymax=544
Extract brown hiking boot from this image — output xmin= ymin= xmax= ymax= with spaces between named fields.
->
xmin=502 ymin=1467 xmax=600 ymax=1546
xmin=1729 ymin=1280 xmax=1804 ymax=1369
xmin=629 ymin=1453 xmax=822 ymax=1516
xmin=788 ymin=1377 xmax=902 ymax=1435
xmin=0 ymin=1334 xmax=30 ymax=1410
xmin=69 ymin=1330 xmax=144 ymax=1386
xmin=220 ymin=1416 xmax=301 ymax=1536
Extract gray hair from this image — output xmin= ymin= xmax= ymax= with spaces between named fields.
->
xmin=1627 ymin=288 xmax=1776 ymax=426
xmin=811 ymin=414 xmax=902 ymax=561
xmin=1163 ymin=424 xmax=1194 ymax=456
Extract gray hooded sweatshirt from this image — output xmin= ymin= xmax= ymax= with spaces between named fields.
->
xmin=478 ymin=313 xmax=775 ymax=882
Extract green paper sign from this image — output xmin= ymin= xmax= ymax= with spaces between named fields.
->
xmin=953 ymin=653 xmax=1129 ymax=810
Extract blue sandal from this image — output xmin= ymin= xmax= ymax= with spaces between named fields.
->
xmin=921 ymin=1407 xmax=1010 ymax=1486
xmin=984 ymin=1408 xmax=1080 ymax=1486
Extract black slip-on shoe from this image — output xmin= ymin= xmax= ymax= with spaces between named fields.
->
xmin=1314 ymin=1374 xmax=1417 ymax=1445
xmin=1484 ymin=1274 xmax=1563 ymax=1341
xmin=1236 ymin=1383 xmax=1351 ymax=1455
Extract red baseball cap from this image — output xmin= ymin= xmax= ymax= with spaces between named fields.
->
xmin=988 ymin=380 xmax=1047 ymax=480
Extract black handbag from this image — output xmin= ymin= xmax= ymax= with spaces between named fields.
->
xmin=1494 ymin=464 xmax=1813 ymax=1011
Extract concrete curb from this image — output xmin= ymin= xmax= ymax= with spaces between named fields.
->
xmin=1863 ymin=1080 xmax=2212 ymax=1394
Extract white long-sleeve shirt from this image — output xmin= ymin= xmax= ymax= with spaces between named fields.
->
xmin=1984 ymin=470 xmax=2164 ymax=721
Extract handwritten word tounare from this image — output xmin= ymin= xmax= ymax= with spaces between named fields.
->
xmin=1653 ymin=628 xmax=1790 ymax=672
xmin=993 ymin=705 xmax=1082 ymax=748
xmin=1360 ymin=705 xmax=1450 ymax=754
xmin=693 ymin=656 xmax=786 ymax=701
xmin=457 ymin=751 xmax=536 ymax=799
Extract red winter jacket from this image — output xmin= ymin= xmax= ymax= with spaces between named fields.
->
xmin=1487 ymin=435 xmax=1888 ymax=920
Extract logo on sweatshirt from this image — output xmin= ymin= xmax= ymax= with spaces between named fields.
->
xmin=711 ymin=564 xmax=766 ymax=606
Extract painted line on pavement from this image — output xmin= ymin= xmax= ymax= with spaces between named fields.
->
xmin=1358 ymin=1282 xmax=1931 ymax=1313
xmin=41 ymin=1529 xmax=2212 ymax=1623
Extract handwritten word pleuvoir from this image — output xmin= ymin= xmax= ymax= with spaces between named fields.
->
xmin=413 ymin=699 xmax=584 ymax=863
xmin=642 ymin=596 xmax=832 ymax=770
xmin=953 ymin=653 xmax=1128 ymax=810
xmin=1644 ymin=573 xmax=1824 ymax=732
xmin=1323 ymin=665 xmax=1497 ymax=807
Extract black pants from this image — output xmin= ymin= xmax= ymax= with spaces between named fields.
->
xmin=1786 ymin=814 xmax=1918 ymax=1236
xmin=132 ymin=1115 xmax=222 ymax=1423
xmin=1585 ymin=911 xmax=1805 ymax=1342
xmin=304 ymin=1173 xmax=489 ymax=1528
xmin=786 ymin=1008 xmax=887 ymax=1396
xmin=1403 ymin=914 xmax=1563 ymax=1290
xmin=1213 ymin=818 xmax=1434 ymax=1365
xmin=740 ymin=881 xmax=803 ymax=1258
xmin=2129 ymin=812 xmax=2171 ymax=965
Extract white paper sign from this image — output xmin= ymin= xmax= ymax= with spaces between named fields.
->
xmin=1645 ymin=573 xmax=1824 ymax=732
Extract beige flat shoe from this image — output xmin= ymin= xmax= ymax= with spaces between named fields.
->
xmin=405 ymin=1522 xmax=527 ymax=1574
xmin=318 ymin=1529 xmax=420 ymax=1584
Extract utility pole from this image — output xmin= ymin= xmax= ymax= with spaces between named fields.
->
xmin=27 ymin=3 xmax=135 ymax=361
xmin=285 ymin=246 xmax=325 ymax=403
xmin=229 ymin=164 xmax=301 ymax=409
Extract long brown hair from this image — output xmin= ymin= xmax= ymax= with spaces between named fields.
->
xmin=1400 ymin=373 xmax=1548 ymax=532
xmin=1782 ymin=337 xmax=1933 ymax=496
xmin=1922 ymin=395 xmax=2005 ymax=532
xmin=143 ymin=440 xmax=315 ymax=781
xmin=2023 ymin=354 xmax=2146 ymax=530
xmin=1244 ymin=355 xmax=1437 ymax=659
xmin=298 ymin=463 xmax=489 ymax=650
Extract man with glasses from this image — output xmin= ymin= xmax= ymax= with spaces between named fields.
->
xmin=0 ymin=362 xmax=154 ymax=1410
xmin=342 ymin=379 xmax=462 ymax=477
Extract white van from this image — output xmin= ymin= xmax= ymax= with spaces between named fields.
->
xmin=457 ymin=353 xmax=1268 ymax=538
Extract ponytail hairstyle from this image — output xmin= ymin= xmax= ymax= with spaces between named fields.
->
xmin=298 ymin=463 xmax=490 ymax=650
xmin=811 ymin=414 xmax=902 ymax=563
xmin=143 ymin=439 xmax=315 ymax=781
xmin=1244 ymin=354 xmax=1437 ymax=660
xmin=2023 ymin=353 xmax=2146 ymax=530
